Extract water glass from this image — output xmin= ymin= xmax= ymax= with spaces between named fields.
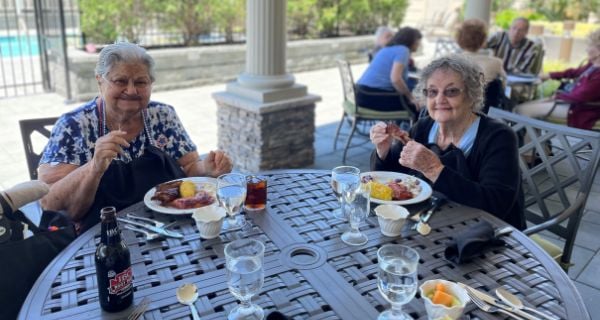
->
xmin=217 ymin=173 xmax=247 ymax=231
xmin=331 ymin=166 xmax=360 ymax=219
xmin=377 ymin=244 xmax=419 ymax=320
xmin=341 ymin=183 xmax=370 ymax=246
xmin=225 ymin=239 xmax=265 ymax=320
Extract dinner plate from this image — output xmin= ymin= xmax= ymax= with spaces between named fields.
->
xmin=361 ymin=171 xmax=432 ymax=205
xmin=143 ymin=177 xmax=217 ymax=215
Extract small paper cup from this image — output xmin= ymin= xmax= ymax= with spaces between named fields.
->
xmin=374 ymin=204 xmax=409 ymax=237
xmin=419 ymin=279 xmax=469 ymax=320
xmin=192 ymin=205 xmax=226 ymax=239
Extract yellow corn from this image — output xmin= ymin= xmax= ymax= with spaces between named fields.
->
xmin=179 ymin=181 xmax=197 ymax=198
xmin=368 ymin=181 xmax=392 ymax=201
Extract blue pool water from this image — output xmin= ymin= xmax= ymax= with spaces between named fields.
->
xmin=0 ymin=36 xmax=40 ymax=57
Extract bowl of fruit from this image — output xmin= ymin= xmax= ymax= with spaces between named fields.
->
xmin=419 ymin=279 xmax=469 ymax=320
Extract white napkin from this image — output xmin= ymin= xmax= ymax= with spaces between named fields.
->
xmin=0 ymin=180 xmax=49 ymax=216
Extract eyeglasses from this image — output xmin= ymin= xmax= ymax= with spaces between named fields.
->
xmin=422 ymin=87 xmax=463 ymax=99
xmin=103 ymin=76 xmax=152 ymax=90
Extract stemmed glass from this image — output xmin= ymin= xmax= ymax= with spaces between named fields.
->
xmin=330 ymin=166 xmax=360 ymax=219
xmin=377 ymin=244 xmax=420 ymax=320
xmin=225 ymin=239 xmax=265 ymax=320
xmin=217 ymin=173 xmax=247 ymax=231
xmin=341 ymin=182 xmax=370 ymax=246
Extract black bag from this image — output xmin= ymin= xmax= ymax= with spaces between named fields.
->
xmin=0 ymin=209 xmax=76 ymax=320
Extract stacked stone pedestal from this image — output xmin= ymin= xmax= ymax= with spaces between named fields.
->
xmin=213 ymin=91 xmax=320 ymax=172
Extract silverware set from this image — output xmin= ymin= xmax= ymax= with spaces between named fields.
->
xmin=118 ymin=214 xmax=183 ymax=239
xmin=459 ymin=283 xmax=559 ymax=320
xmin=127 ymin=297 xmax=149 ymax=320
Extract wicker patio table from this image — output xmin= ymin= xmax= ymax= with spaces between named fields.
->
xmin=19 ymin=170 xmax=589 ymax=319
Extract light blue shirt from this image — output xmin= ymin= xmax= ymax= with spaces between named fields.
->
xmin=357 ymin=45 xmax=410 ymax=91
xmin=428 ymin=116 xmax=481 ymax=157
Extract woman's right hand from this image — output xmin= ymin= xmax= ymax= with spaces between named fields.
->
xmin=370 ymin=122 xmax=393 ymax=159
xmin=91 ymin=130 xmax=130 ymax=175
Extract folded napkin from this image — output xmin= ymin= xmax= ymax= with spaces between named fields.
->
xmin=444 ymin=220 xmax=505 ymax=264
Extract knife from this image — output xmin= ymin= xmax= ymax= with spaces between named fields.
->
xmin=458 ymin=283 xmax=541 ymax=320
xmin=117 ymin=217 xmax=184 ymax=239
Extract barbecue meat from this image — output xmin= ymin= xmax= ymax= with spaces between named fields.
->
xmin=387 ymin=181 xmax=414 ymax=200
xmin=168 ymin=190 xmax=215 ymax=209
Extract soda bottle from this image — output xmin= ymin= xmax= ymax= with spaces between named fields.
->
xmin=95 ymin=206 xmax=133 ymax=312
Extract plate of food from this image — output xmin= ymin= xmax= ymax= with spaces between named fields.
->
xmin=361 ymin=171 xmax=432 ymax=205
xmin=143 ymin=177 xmax=217 ymax=215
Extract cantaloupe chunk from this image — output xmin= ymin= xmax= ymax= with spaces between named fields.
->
xmin=432 ymin=290 xmax=454 ymax=307
xmin=435 ymin=283 xmax=447 ymax=293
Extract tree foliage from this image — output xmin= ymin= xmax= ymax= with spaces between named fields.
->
xmin=80 ymin=0 xmax=407 ymax=46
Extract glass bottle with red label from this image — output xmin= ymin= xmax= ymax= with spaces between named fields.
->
xmin=95 ymin=206 xmax=133 ymax=312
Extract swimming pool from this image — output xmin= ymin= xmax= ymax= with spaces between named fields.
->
xmin=0 ymin=36 xmax=40 ymax=57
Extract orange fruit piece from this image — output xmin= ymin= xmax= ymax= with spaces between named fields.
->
xmin=432 ymin=290 xmax=454 ymax=307
xmin=435 ymin=282 xmax=447 ymax=293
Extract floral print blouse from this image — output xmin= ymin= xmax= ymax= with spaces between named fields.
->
xmin=40 ymin=98 xmax=196 ymax=166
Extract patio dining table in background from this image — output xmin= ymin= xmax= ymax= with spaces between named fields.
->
xmin=19 ymin=170 xmax=589 ymax=319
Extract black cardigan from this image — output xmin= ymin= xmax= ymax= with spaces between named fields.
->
xmin=371 ymin=115 xmax=525 ymax=230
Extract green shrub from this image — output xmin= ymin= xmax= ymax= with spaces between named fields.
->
xmin=494 ymin=9 xmax=545 ymax=30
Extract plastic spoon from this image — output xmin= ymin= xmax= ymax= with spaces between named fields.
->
xmin=176 ymin=283 xmax=201 ymax=320
xmin=496 ymin=288 xmax=558 ymax=320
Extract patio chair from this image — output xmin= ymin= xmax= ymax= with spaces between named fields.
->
xmin=19 ymin=117 xmax=59 ymax=180
xmin=433 ymin=37 xmax=461 ymax=59
xmin=488 ymin=107 xmax=600 ymax=270
xmin=334 ymin=59 xmax=415 ymax=163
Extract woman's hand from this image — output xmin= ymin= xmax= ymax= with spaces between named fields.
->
xmin=370 ymin=122 xmax=393 ymax=159
xmin=202 ymin=150 xmax=233 ymax=177
xmin=399 ymin=141 xmax=444 ymax=182
xmin=91 ymin=130 xmax=130 ymax=175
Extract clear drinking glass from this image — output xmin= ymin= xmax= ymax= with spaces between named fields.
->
xmin=341 ymin=182 xmax=370 ymax=246
xmin=330 ymin=166 xmax=360 ymax=219
xmin=225 ymin=239 xmax=265 ymax=320
xmin=377 ymin=244 xmax=419 ymax=320
xmin=217 ymin=173 xmax=247 ymax=231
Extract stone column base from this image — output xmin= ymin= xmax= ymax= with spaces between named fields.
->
xmin=213 ymin=86 xmax=321 ymax=172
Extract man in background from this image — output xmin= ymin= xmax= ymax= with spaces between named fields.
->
xmin=487 ymin=17 xmax=542 ymax=75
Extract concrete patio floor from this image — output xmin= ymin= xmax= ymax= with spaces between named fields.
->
xmin=0 ymin=64 xmax=599 ymax=318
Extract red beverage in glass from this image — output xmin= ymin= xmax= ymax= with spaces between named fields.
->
xmin=245 ymin=175 xmax=267 ymax=211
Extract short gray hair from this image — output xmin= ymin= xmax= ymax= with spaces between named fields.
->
xmin=415 ymin=54 xmax=485 ymax=111
xmin=95 ymin=42 xmax=155 ymax=82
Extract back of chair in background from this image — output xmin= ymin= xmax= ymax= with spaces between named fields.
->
xmin=488 ymin=107 xmax=600 ymax=270
xmin=334 ymin=59 xmax=414 ymax=163
xmin=19 ymin=117 xmax=59 ymax=180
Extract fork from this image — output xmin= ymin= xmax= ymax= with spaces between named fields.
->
xmin=126 ymin=214 xmax=178 ymax=230
xmin=466 ymin=287 xmax=526 ymax=320
xmin=127 ymin=296 xmax=150 ymax=320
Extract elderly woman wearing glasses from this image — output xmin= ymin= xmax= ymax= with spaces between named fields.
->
xmin=369 ymin=54 xmax=524 ymax=229
xmin=38 ymin=42 xmax=233 ymax=232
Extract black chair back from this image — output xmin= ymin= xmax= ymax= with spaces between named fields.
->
xmin=19 ymin=117 xmax=59 ymax=180
xmin=488 ymin=107 xmax=600 ymax=269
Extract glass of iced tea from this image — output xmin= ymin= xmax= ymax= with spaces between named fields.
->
xmin=245 ymin=175 xmax=267 ymax=211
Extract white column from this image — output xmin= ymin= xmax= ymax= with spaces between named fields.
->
xmin=237 ymin=0 xmax=295 ymax=90
xmin=465 ymin=0 xmax=491 ymax=24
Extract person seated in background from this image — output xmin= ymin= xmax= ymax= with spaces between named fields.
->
xmin=369 ymin=54 xmax=524 ymax=230
xmin=515 ymin=29 xmax=600 ymax=130
xmin=369 ymin=26 xmax=394 ymax=62
xmin=487 ymin=17 xmax=541 ymax=75
xmin=38 ymin=42 xmax=233 ymax=232
xmin=456 ymin=18 xmax=507 ymax=112
xmin=356 ymin=27 xmax=423 ymax=116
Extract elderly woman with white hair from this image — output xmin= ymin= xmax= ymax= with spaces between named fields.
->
xmin=38 ymin=42 xmax=233 ymax=232
xmin=370 ymin=54 xmax=525 ymax=229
